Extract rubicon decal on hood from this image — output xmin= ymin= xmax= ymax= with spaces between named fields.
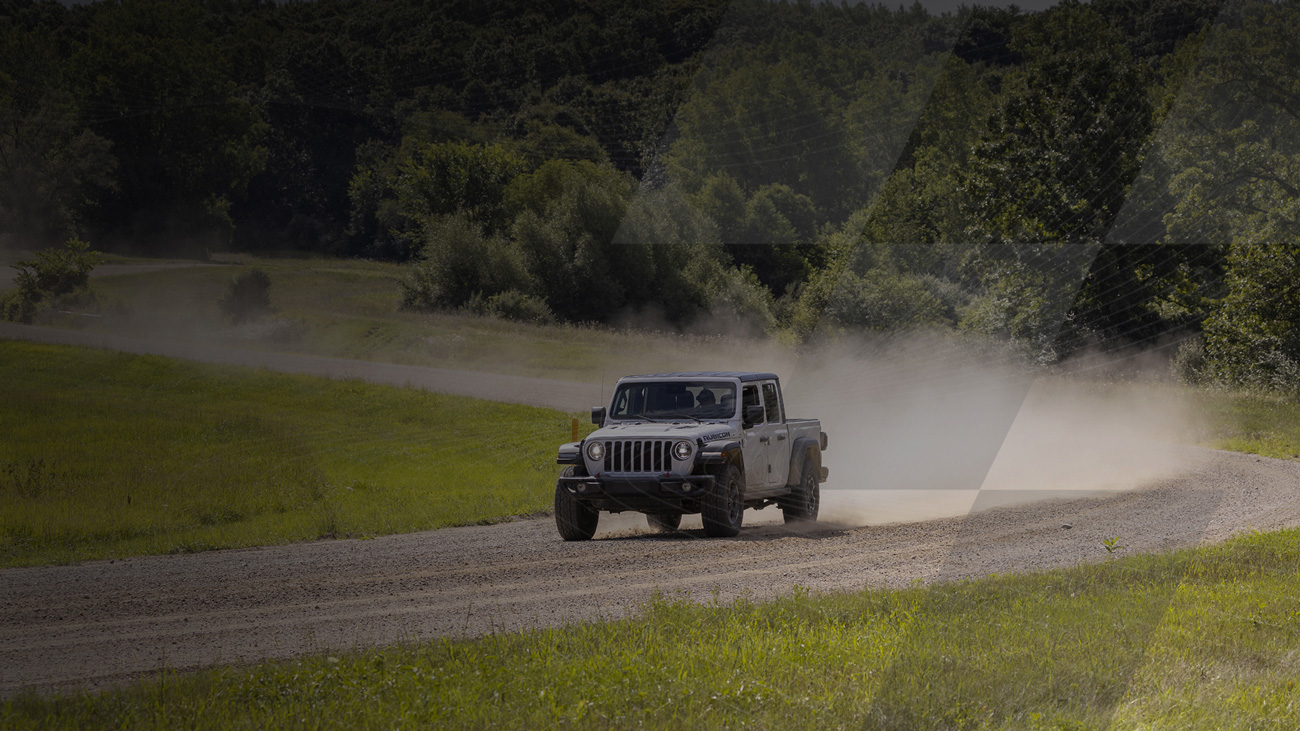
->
xmin=700 ymin=430 xmax=733 ymax=443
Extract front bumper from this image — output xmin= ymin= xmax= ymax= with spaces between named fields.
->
xmin=557 ymin=473 xmax=716 ymax=513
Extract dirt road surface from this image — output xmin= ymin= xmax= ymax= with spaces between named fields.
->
xmin=2 ymin=447 xmax=1298 ymax=697
xmin=0 ymin=253 xmax=220 ymax=290
xmin=0 ymin=322 xmax=601 ymax=410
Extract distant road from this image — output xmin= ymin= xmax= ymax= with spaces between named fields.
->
xmin=0 ymin=322 xmax=603 ymax=411
xmin=0 ymin=257 xmax=221 ymax=289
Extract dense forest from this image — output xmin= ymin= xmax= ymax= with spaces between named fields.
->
xmin=2 ymin=0 xmax=1299 ymax=389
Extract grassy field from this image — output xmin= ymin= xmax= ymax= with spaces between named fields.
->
xmin=4 ymin=527 xmax=1297 ymax=729
xmin=4 ymin=330 xmax=1300 ymax=570
xmin=0 ymin=340 xmax=580 ymax=567
xmin=28 ymin=253 xmax=779 ymax=384
xmin=1201 ymin=388 xmax=1300 ymax=461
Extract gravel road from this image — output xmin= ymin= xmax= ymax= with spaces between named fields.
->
xmin=2 ymin=447 xmax=1298 ymax=697
xmin=0 ymin=322 xmax=601 ymax=410
xmin=0 ymin=255 xmax=220 ymax=290
xmin=3 ymin=323 xmax=1299 ymax=698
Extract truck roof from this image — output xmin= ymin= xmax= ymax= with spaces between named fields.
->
xmin=620 ymin=371 xmax=779 ymax=383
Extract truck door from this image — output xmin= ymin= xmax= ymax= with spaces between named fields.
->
xmin=761 ymin=381 xmax=791 ymax=487
xmin=741 ymin=384 xmax=769 ymax=490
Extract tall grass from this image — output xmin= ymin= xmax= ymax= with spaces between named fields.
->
xmin=1200 ymin=388 xmax=1300 ymax=461
xmin=0 ymin=340 xmax=574 ymax=567
xmin=5 ymin=529 xmax=1297 ymax=729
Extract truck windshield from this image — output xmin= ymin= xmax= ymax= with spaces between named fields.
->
xmin=609 ymin=381 xmax=737 ymax=421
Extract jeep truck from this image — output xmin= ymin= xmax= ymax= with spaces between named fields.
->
xmin=554 ymin=371 xmax=828 ymax=540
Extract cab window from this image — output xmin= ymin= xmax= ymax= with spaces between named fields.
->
xmin=762 ymin=382 xmax=781 ymax=423
xmin=742 ymin=385 xmax=762 ymax=424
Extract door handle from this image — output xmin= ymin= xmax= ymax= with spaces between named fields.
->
xmin=758 ymin=436 xmax=770 ymax=443
xmin=776 ymin=434 xmax=787 ymax=441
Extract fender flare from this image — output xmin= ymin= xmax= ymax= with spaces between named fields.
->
xmin=556 ymin=441 xmax=582 ymax=465
xmin=786 ymin=438 xmax=823 ymax=486
xmin=697 ymin=440 xmax=745 ymax=478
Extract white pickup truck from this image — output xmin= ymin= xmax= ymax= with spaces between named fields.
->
xmin=554 ymin=371 xmax=828 ymax=540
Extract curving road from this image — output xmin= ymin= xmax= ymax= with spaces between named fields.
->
xmin=0 ymin=322 xmax=601 ymax=410
xmin=1 ymin=447 xmax=1298 ymax=696
xmin=2 ymin=323 xmax=1299 ymax=697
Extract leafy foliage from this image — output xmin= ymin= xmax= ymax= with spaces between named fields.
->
xmin=3 ymin=237 xmax=99 ymax=323
xmin=218 ymin=269 xmax=272 ymax=325
xmin=3 ymin=0 xmax=1300 ymax=384
xmin=400 ymin=213 xmax=531 ymax=312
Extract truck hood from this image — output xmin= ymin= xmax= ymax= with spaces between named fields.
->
xmin=589 ymin=420 xmax=737 ymax=444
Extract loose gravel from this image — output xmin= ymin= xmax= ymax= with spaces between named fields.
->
xmin=2 ymin=447 xmax=1297 ymax=697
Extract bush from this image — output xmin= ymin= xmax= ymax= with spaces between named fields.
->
xmin=826 ymin=268 xmax=946 ymax=332
xmin=4 ymin=237 xmax=100 ymax=324
xmin=0 ymin=289 xmax=37 ymax=324
xmin=704 ymin=266 xmax=776 ymax=333
xmin=1199 ymin=244 xmax=1300 ymax=392
xmin=218 ymin=269 xmax=272 ymax=324
xmin=483 ymin=290 xmax=555 ymax=325
xmin=1171 ymin=337 xmax=1208 ymax=386
xmin=399 ymin=213 xmax=530 ymax=312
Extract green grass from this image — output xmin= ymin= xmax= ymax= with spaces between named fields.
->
xmin=32 ymin=253 xmax=773 ymax=384
xmin=1200 ymin=388 xmax=1300 ymax=461
xmin=4 ymin=528 xmax=1297 ymax=729
xmin=0 ymin=340 xmax=579 ymax=567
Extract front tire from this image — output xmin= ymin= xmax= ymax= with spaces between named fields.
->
xmin=555 ymin=466 xmax=598 ymax=541
xmin=783 ymin=457 xmax=820 ymax=524
xmin=646 ymin=513 xmax=682 ymax=533
xmin=702 ymin=464 xmax=744 ymax=537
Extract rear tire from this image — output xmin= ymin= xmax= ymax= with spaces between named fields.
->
xmin=702 ymin=464 xmax=744 ymax=537
xmin=783 ymin=457 xmax=820 ymax=524
xmin=555 ymin=465 xmax=598 ymax=541
xmin=646 ymin=513 xmax=682 ymax=533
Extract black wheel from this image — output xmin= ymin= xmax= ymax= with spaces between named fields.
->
xmin=702 ymin=464 xmax=744 ymax=537
xmin=555 ymin=465 xmax=598 ymax=541
xmin=783 ymin=457 xmax=820 ymax=524
xmin=646 ymin=512 xmax=682 ymax=533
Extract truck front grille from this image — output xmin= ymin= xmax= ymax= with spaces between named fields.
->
xmin=601 ymin=439 xmax=673 ymax=474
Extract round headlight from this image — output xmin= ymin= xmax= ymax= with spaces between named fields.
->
xmin=586 ymin=440 xmax=605 ymax=461
xmin=673 ymin=440 xmax=693 ymax=461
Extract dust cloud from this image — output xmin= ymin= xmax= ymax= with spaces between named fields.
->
xmin=780 ymin=335 xmax=1207 ymax=526
xmin=609 ymin=330 xmax=1208 ymax=530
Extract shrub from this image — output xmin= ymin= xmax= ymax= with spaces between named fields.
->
xmin=1171 ymin=337 xmax=1208 ymax=386
xmin=218 ymin=269 xmax=272 ymax=324
xmin=399 ymin=213 xmax=530 ymax=312
xmin=3 ymin=237 xmax=99 ymax=323
xmin=1 ymin=289 xmax=37 ymax=324
xmin=484 ymin=290 xmax=555 ymax=325
xmin=827 ymin=268 xmax=946 ymax=332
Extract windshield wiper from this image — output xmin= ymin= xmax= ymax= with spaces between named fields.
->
xmin=660 ymin=413 xmax=701 ymax=422
xmin=625 ymin=413 xmax=661 ymax=423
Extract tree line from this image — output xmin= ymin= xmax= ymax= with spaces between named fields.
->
xmin=2 ymin=0 xmax=1299 ymax=390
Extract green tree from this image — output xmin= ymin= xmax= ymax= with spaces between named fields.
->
xmin=71 ymin=0 xmax=268 ymax=251
xmin=1203 ymin=243 xmax=1300 ymax=390
xmin=510 ymin=162 xmax=640 ymax=322
xmin=962 ymin=4 xmax=1152 ymax=244
xmin=394 ymin=140 xmax=526 ymax=238
xmin=0 ymin=22 xmax=115 ymax=245
xmin=667 ymin=57 xmax=855 ymax=218
xmin=955 ymin=5 xmax=1157 ymax=358
xmin=400 ymin=213 xmax=532 ymax=312
xmin=3 ymin=237 xmax=99 ymax=324
xmin=1134 ymin=1 xmax=1300 ymax=384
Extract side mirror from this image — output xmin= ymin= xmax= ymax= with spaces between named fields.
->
xmin=591 ymin=407 xmax=606 ymax=427
xmin=743 ymin=405 xmax=765 ymax=428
